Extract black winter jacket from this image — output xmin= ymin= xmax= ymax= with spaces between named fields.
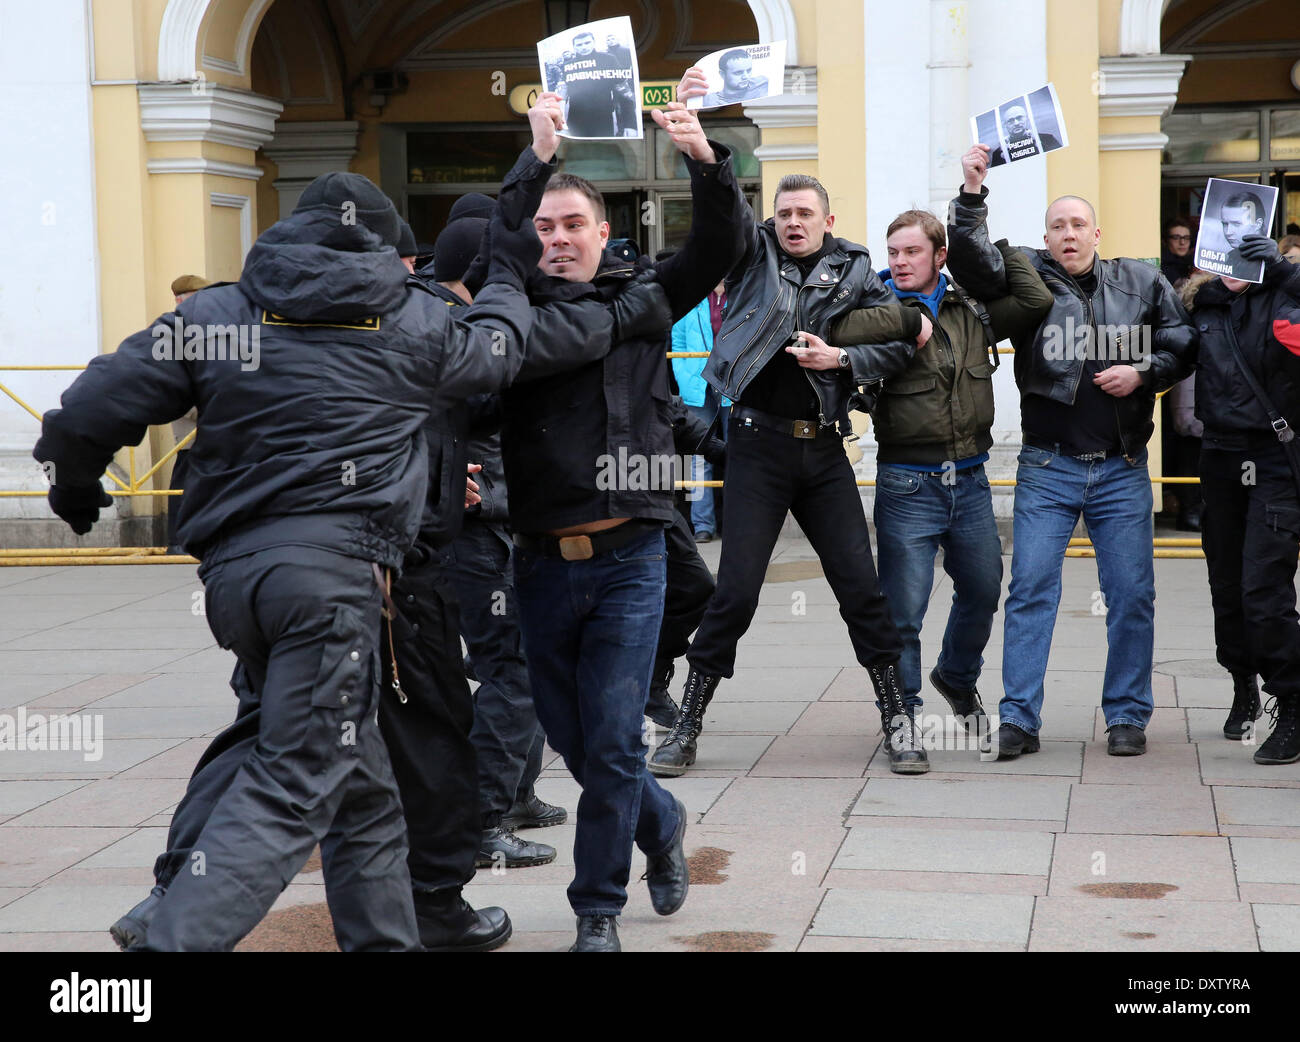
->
xmin=500 ymin=142 xmax=746 ymax=534
xmin=34 ymin=154 xmax=555 ymax=569
xmin=704 ymin=213 xmax=922 ymax=430
xmin=947 ymin=188 xmax=1197 ymax=454
xmin=1189 ymin=261 xmax=1300 ymax=448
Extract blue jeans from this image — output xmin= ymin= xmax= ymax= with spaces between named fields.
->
xmin=873 ymin=463 xmax=1004 ymax=709
xmin=513 ymin=527 xmax=680 ymax=916
xmin=687 ymin=403 xmax=728 ymax=535
xmin=1001 ymin=444 xmax=1155 ymax=734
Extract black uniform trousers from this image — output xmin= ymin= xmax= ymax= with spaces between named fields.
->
xmin=153 ymin=548 xmax=479 ymax=920
xmin=444 ymin=517 xmax=545 ymax=827
xmin=379 ymin=548 xmax=481 ymax=893
xmin=655 ymin=509 xmax=716 ymax=672
xmin=1200 ymin=443 xmax=1300 ymax=699
xmin=144 ymin=546 xmax=418 ymax=951
xmin=688 ymin=415 xmax=903 ymax=677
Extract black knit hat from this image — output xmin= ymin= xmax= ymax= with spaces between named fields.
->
xmin=396 ymin=218 xmax=417 ymax=258
xmin=448 ymin=193 xmax=495 ymax=221
xmin=294 ymin=172 xmax=402 ymax=248
xmin=434 ymin=218 xmax=488 ymax=282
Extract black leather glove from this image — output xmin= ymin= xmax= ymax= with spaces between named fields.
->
xmin=48 ymin=484 xmax=113 ymax=535
xmin=701 ymin=436 xmax=727 ymax=466
xmin=481 ymin=212 xmax=543 ymax=291
xmin=609 ymin=275 xmax=672 ymax=342
xmin=1238 ymin=234 xmax=1284 ymax=273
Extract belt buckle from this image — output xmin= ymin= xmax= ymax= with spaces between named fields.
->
xmin=559 ymin=535 xmax=594 ymax=561
xmin=1076 ymin=450 xmax=1106 ymax=462
xmin=793 ymin=420 xmax=816 ymax=439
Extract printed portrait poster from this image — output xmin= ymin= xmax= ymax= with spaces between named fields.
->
xmin=971 ymin=84 xmax=1069 ymax=167
xmin=685 ymin=41 xmax=788 ymax=110
xmin=1194 ymin=177 xmax=1279 ymax=284
xmin=538 ymin=16 xmax=642 ymax=140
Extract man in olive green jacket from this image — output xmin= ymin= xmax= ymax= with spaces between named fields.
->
xmin=831 ymin=163 xmax=1052 ymax=757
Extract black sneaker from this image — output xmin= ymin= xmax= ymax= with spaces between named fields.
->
xmin=991 ymin=722 xmax=1040 ymax=760
xmin=1106 ymin=724 xmax=1147 ymax=756
xmin=500 ymin=792 xmax=568 ymax=830
xmin=475 ymin=826 xmax=557 ymax=868
xmin=570 ymin=914 xmax=620 ymax=952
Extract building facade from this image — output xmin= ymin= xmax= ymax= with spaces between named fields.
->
xmin=3 ymin=0 xmax=1299 ymax=542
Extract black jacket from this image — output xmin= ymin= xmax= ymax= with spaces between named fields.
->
xmin=1189 ymin=261 xmax=1300 ymax=448
xmin=703 ymin=214 xmax=921 ymax=430
xmin=500 ymin=142 xmax=746 ymax=534
xmin=33 ymin=156 xmax=554 ymax=569
xmin=947 ymin=187 xmax=1197 ymax=454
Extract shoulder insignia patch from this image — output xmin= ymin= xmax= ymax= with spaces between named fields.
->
xmin=262 ymin=310 xmax=381 ymax=330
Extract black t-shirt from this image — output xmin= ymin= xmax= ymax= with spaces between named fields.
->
xmin=562 ymin=51 xmax=628 ymax=136
xmin=1021 ymin=263 xmax=1127 ymax=455
xmin=738 ymin=235 xmax=834 ymax=419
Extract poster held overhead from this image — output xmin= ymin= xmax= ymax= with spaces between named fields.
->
xmin=685 ymin=41 xmax=788 ymax=110
xmin=970 ymin=83 xmax=1069 ymax=167
xmin=1194 ymin=178 xmax=1280 ymax=284
xmin=537 ymin=15 xmax=642 ymax=140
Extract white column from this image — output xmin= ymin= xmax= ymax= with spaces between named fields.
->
xmin=744 ymin=67 xmax=819 ymax=162
xmin=927 ymin=0 xmax=970 ymax=216
xmin=262 ymin=121 xmax=362 ymax=218
xmin=1097 ymin=54 xmax=1191 ymax=151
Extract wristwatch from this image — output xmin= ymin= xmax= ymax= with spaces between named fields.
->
xmin=837 ymin=349 xmax=850 ymax=369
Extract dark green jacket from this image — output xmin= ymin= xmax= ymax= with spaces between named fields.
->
xmin=831 ymin=243 xmax=1051 ymax=465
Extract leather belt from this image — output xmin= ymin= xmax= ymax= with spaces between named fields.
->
xmin=513 ymin=519 xmax=662 ymax=561
xmin=733 ymin=405 xmax=833 ymax=440
xmin=1024 ymin=434 xmax=1117 ymax=461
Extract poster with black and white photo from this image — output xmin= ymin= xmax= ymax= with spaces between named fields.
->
xmin=971 ymin=83 xmax=1069 ymax=167
xmin=537 ymin=16 xmax=642 ymax=140
xmin=1194 ymin=177 xmax=1279 ymax=284
xmin=685 ymin=41 xmax=787 ymax=110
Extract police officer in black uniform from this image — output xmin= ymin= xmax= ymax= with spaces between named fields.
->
xmin=36 ymin=166 xmax=542 ymax=951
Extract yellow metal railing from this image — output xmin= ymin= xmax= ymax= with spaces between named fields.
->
xmin=3 ymin=353 xmax=1205 ymax=564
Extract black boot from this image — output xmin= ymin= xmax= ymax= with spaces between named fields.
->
xmin=1254 ymin=695 xmax=1300 ymax=765
xmin=648 ymin=669 xmax=719 ymax=777
xmin=413 ymin=888 xmax=512 ymax=952
xmin=1224 ymin=673 xmax=1262 ymax=741
xmin=109 ymin=884 xmax=166 ymax=951
xmin=645 ymin=658 xmax=680 ymax=730
xmin=868 ymin=662 xmax=930 ymax=775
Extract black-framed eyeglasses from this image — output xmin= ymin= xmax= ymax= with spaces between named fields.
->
xmin=1167 ymin=234 xmax=1191 ymax=243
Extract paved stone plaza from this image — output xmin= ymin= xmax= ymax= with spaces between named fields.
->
xmin=1 ymin=536 xmax=1298 ymax=952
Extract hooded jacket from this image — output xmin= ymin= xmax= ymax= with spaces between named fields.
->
xmin=34 ymin=155 xmax=550 ymax=569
